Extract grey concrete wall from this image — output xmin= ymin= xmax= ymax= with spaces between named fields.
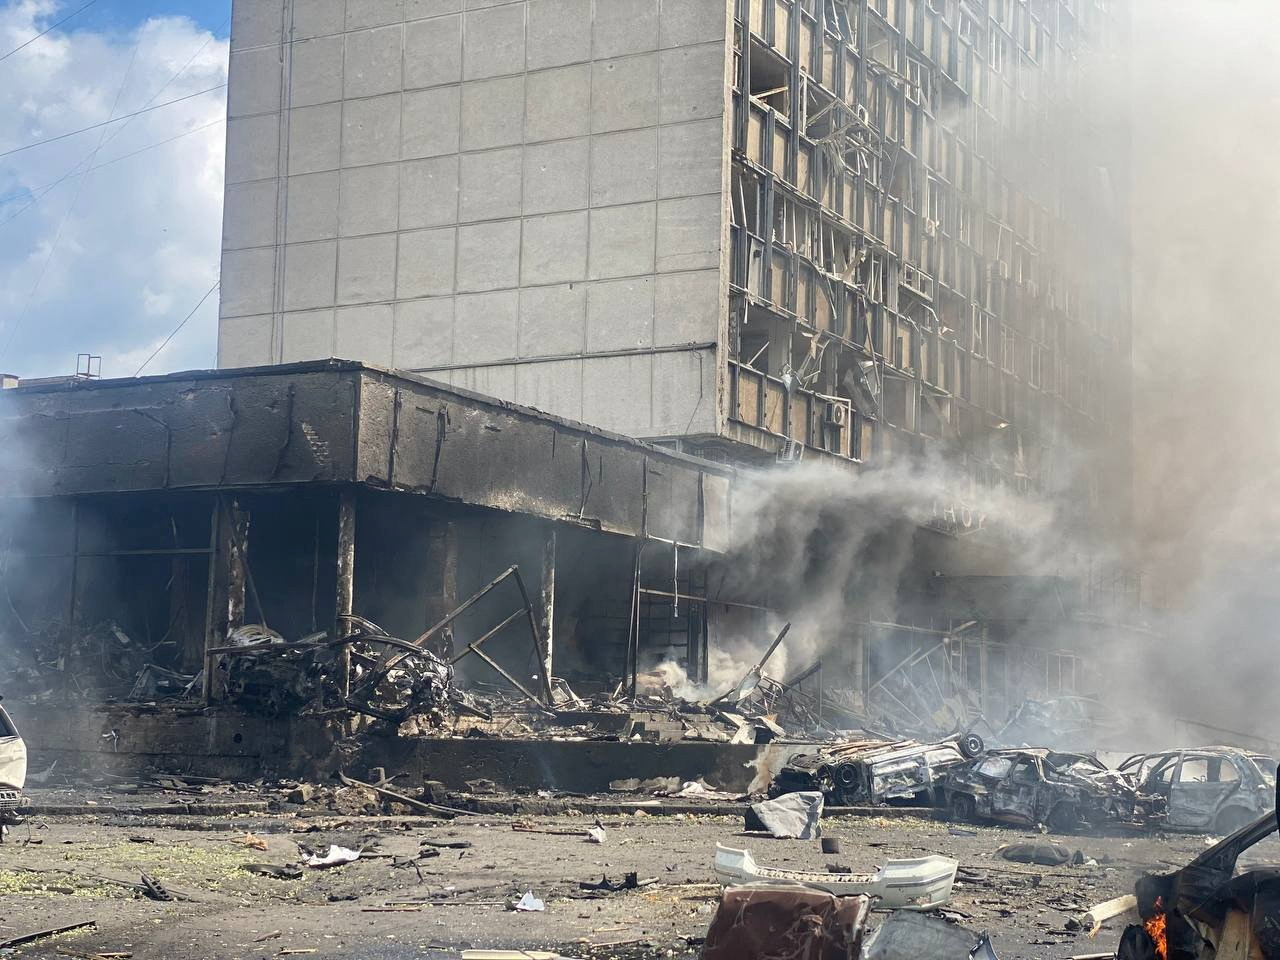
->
xmin=219 ymin=0 xmax=731 ymax=439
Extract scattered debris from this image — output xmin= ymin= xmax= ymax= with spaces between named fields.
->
xmin=748 ymin=790 xmax=824 ymax=839
xmin=701 ymin=882 xmax=870 ymax=960
xmin=511 ymin=890 xmax=545 ymax=912
xmin=300 ymin=844 xmax=361 ymax=869
xmin=862 ymin=910 xmax=986 ymax=960
xmin=1069 ymin=894 xmax=1138 ymax=934
xmin=0 ymin=919 xmax=98 ymax=950
xmin=243 ymin=863 xmax=304 ymax=880
xmin=713 ymin=844 xmax=958 ymax=909
xmin=997 ymin=841 xmax=1076 ymax=866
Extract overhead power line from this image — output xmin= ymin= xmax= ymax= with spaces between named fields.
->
xmin=0 ymin=83 xmax=226 ymax=160
xmin=135 ymin=279 xmax=220 ymax=376
xmin=0 ymin=0 xmax=103 ymax=65
xmin=0 ymin=118 xmax=226 ymax=229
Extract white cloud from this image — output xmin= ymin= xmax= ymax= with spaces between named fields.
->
xmin=0 ymin=2 xmax=227 ymax=378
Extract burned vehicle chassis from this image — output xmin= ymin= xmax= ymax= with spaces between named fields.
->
xmin=945 ymin=749 xmax=1162 ymax=832
xmin=772 ymin=734 xmax=985 ymax=807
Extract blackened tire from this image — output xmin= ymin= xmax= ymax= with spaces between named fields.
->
xmin=950 ymin=791 xmax=977 ymax=823
xmin=1214 ymin=806 xmax=1255 ymax=835
xmin=959 ymin=734 xmax=985 ymax=759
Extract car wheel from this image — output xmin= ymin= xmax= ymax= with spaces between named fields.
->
xmin=959 ymin=734 xmax=986 ymax=759
xmin=950 ymin=792 xmax=977 ymax=823
xmin=1214 ymin=806 xmax=1255 ymax=835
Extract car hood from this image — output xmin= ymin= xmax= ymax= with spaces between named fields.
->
xmin=0 ymin=735 xmax=26 ymax=790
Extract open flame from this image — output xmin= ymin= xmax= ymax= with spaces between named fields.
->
xmin=1145 ymin=895 xmax=1168 ymax=960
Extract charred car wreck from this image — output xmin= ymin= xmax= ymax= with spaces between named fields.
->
xmin=0 ymin=702 xmax=26 ymax=830
xmin=771 ymin=734 xmax=986 ymax=806
xmin=945 ymin=748 xmax=1164 ymax=832
xmin=1118 ymin=747 xmax=1277 ymax=834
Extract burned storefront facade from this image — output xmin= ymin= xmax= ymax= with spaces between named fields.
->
xmin=0 ymin=360 xmax=772 ymax=785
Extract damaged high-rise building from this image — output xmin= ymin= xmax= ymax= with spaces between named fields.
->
xmin=219 ymin=0 xmax=1132 ymax=532
xmin=0 ymin=0 xmax=1139 ymax=782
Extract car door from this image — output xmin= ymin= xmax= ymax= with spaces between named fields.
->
xmin=991 ymin=756 xmax=1041 ymax=822
xmin=1168 ymin=753 xmax=1238 ymax=829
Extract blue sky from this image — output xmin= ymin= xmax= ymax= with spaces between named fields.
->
xmin=0 ymin=0 xmax=232 ymax=380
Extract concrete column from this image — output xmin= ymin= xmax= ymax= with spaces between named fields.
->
xmin=540 ymin=525 xmax=556 ymax=686
xmin=203 ymin=496 xmax=247 ymax=703
xmin=335 ymin=490 xmax=356 ymax=698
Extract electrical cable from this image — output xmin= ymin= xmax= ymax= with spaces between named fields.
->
xmin=0 ymin=0 xmax=102 ymax=65
xmin=0 ymin=83 xmax=226 ymax=160
xmin=0 ymin=118 xmax=226 ymax=229
xmin=0 ymin=15 xmax=230 ymax=231
xmin=134 ymin=279 xmax=220 ymax=376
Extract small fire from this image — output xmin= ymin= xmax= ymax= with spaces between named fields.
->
xmin=1145 ymin=895 xmax=1169 ymax=960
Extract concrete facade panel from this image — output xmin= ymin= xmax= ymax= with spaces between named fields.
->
xmin=526 ymin=0 xmax=590 ymax=70
xmin=658 ymin=44 xmax=726 ymax=124
xmin=293 ymin=0 xmax=346 ymax=40
xmin=285 ymin=170 xmax=340 ymax=242
xmin=230 ymin=0 xmax=282 ymax=49
xmin=655 ymin=194 xmax=721 ymax=272
xmin=399 ymin=156 xmax=460 ymax=228
xmin=396 ymin=227 xmax=457 ymax=299
xmin=342 ymin=93 xmax=403 ymax=166
xmin=401 ymin=85 xmax=461 ymax=158
xmin=590 ymin=54 xmax=659 ymax=134
xmin=219 ymin=247 xmax=276 ymax=318
xmin=225 ymin=113 xmax=280 ymax=183
xmin=394 ymin=297 xmax=455 ymax=367
xmin=454 ymin=290 xmax=518 ymax=363
xmin=347 ymin=0 xmax=406 ymax=30
xmin=339 ymin=164 xmax=400 ymax=236
xmin=588 ymin=202 xmax=657 ymax=280
xmin=657 ymin=118 xmax=722 ymax=199
xmin=459 ymin=147 xmax=523 ymax=221
xmin=460 ymin=75 xmax=525 ymax=151
xmin=520 ymin=211 xmax=588 ymax=286
xmin=456 ymin=219 xmax=521 ymax=292
xmin=282 ymin=308 xmax=336 ymax=361
xmin=344 ymin=24 xmax=405 ymax=99
xmin=654 ymin=269 xmax=720 ymax=346
xmin=335 ymin=304 xmax=395 ymax=365
xmin=222 ymin=179 xmax=279 ymax=250
xmin=337 ymin=234 xmax=398 ymax=303
xmin=228 ymin=46 xmax=282 ymax=117
xmin=218 ymin=314 xmax=274 ymax=366
xmin=651 ymin=347 xmax=715 ymax=436
xmin=518 ymin=283 xmax=585 ymax=357
xmin=586 ymin=276 xmax=654 ymax=351
xmin=659 ymin=0 xmax=728 ymax=47
xmin=581 ymin=353 xmax=654 ymax=437
xmin=282 ymin=240 xmax=338 ymax=311
xmin=522 ymin=138 xmax=589 ymax=215
xmin=592 ymin=0 xmax=658 ymax=59
xmin=287 ymin=103 xmax=342 ymax=175
xmin=525 ymin=64 xmax=590 ymax=142
xmin=290 ymin=35 xmax=345 ymax=107
xmin=404 ymin=14 xmax=462 ymax=89
xmin=462 ymin=4 xmax=526 ymax=80
xmin=590 ymin=127 xmax=657 ymax=207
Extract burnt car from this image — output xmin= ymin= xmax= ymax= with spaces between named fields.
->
xmin=945 ymin=748 xmax=1164 ymax=832
xmin=0 ymin=703 xmax=27 ymax=827
xmin=771 ymin=734 xmax=985 ymax=806
xmin=1117 ymin=747 xmax=1276 ymax=834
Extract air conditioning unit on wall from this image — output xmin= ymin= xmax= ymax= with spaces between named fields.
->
xmin=824 ymin=401 xmax=849 ymax=426
xmin=777 ymin=439 xmax=806 ymax=463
